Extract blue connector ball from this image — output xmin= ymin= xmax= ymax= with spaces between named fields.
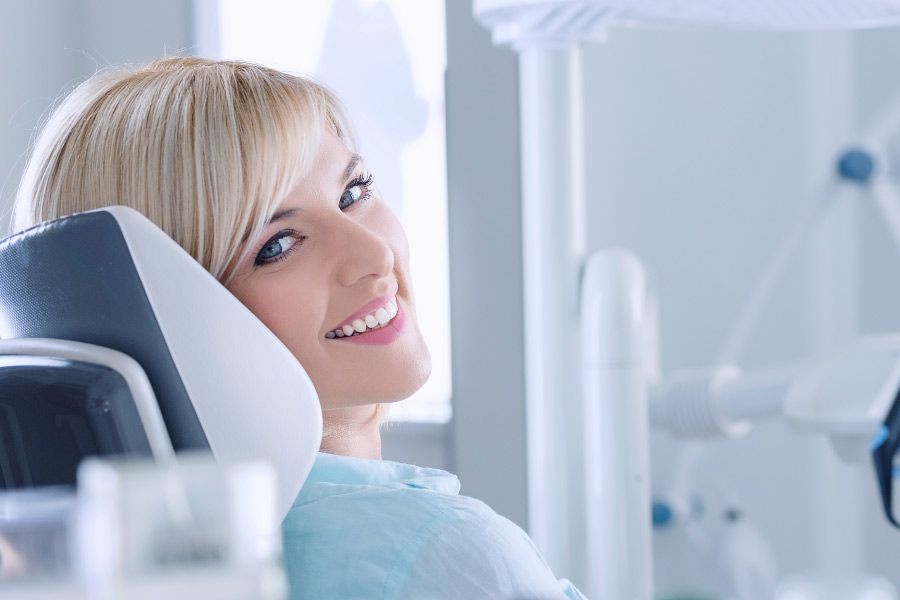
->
xmin=652 ymin=501 xmax=673 ymax=528
xmin=837 ymin=149 xmax=875 ymax=183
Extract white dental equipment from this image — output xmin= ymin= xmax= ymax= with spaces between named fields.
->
xmin=651 ymin=335 xmax=900 ymax=459
xmin=474 ymin=1 xmax=900 ymax=598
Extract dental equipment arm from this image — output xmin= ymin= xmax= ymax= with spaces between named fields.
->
xmin=651 ymin=334 xmax=900 ymax=459
xmin=650 ymin=334 xmax=900 ymax=526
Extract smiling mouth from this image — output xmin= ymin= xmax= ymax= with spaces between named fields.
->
xmin=325 ymin=296 xmax=399 ymax=339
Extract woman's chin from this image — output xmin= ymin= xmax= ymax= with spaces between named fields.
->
xmin=325 ymin=381 xmax=430 ymax=410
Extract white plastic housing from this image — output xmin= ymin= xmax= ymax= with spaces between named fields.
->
xmin=784 ymin=334 xmax=900 ymax=461
xmin=582 ymin=250 xmax=654 ymax=600
xmin=649 ymin=334 xmax=900 ymax=462
xmin=517 ymin=42 xmax=587 ymax=579
xmin=474 ymin=0 xmax=900 ymax=35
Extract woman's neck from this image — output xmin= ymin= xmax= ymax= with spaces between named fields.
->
xmin=319 ymin=404 xmax=382 ymax=460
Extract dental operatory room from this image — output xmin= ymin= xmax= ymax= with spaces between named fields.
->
xmin=6 ymin=1 xmax=900 ymax=599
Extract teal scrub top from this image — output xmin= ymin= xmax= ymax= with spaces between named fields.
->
xmin=281 ymin=452 xmax=587 ymax=599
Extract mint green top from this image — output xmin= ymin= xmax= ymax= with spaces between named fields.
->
xmin=281 ymin=452 xmax=587 ymax=599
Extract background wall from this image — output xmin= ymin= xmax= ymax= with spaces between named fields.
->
xmin=0 ymin=0 xmax=192 ymax=234
xmin=445 ymin=0 xmax=528 ymax=531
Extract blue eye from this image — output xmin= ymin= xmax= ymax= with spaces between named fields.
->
xmin=339 ymin=185 xmax=363 ymax=210
xmin=255 ymin=231 xmax=301 ymax=265
xmin=339 ymin=174 xmax=375 ymax=210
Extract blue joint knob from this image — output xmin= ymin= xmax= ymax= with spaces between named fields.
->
xmin=837 ymin=149 xmax=875 ymax=184
xmin=652 ymin=501 xmax=673 ymax=528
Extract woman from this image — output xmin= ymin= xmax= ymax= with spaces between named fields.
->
xmin=14 ymin=57 xmax=585 ymax=599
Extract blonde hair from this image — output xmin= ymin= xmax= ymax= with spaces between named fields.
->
xmin=13 ymin=56 xmax=355 ymax=283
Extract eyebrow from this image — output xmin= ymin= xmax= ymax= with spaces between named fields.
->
xmin=241 ymin=207 xmax=302 ymax=244
xmin=246 ymin=154 xmax=361 ymax=239
xmin=342 ymin=154 xmax=362 ymax=183
xmin=267 ymin=207 xmax=302 ymax=225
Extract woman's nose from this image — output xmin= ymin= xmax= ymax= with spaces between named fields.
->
xmin=332 ymin=219 xmax=394 ymax=287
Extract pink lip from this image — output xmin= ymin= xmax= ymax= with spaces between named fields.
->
xmin=329 ymin=283 xmax=399 ymax=332
xmin=339 ymin=301 xmax=407 ymax=346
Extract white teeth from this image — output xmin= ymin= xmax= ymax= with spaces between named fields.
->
xmin=327 ymin=296 xmax=399 ymax=339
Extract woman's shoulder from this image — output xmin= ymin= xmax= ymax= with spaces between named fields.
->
xmin=286 ymin=452 xmax=497 ymax=531
xmin=281 ymin=454 xmax=586 ymax=600
xmin=280 ymin=454 xmax=519 ymax=599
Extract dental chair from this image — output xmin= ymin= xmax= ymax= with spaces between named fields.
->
xmin=0 ymin=206 xmax=323 ymax=520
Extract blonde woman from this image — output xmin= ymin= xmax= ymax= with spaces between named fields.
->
xmin=14 ymin=57 xmax=586 ymax=599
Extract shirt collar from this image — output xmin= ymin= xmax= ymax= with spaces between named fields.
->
xmin=294 ymin=452 xmax=461 ymax=506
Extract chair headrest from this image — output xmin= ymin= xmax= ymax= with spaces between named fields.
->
xmin=0 ymin=206 xmax=322 ymax=520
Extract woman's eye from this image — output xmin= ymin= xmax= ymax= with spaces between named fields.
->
xmin=339 ymin=185 xmax=363 ymax=210
xmin=339 ymin=174 xmax=375 ymax=210
xmin=255 ymin=231 xmax=301 ymax=265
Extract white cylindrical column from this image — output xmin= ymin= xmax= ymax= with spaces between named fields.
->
xmin=582 ymin=250 xmax=654 ymax=600
xmin=518 ymin=43 xmax=587 ymax=582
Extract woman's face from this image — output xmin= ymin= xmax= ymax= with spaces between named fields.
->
xmin=227 ymin=131 xmax=431 ymax=409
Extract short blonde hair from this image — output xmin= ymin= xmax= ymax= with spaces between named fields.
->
xmin=14 ymin=56 xmax=355 ymax=283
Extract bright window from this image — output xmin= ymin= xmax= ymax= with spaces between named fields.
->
xmin=202 ymin=0 xmax=451 ymax=423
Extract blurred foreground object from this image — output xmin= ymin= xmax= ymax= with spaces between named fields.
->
xmin=0 ymin=454 xmax=287 ymax=600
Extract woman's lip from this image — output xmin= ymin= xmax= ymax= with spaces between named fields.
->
xmin=338 ymin=301 xmax=407 ymax=346
xmin=330 ymin=283 xmax=400 ymax=332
